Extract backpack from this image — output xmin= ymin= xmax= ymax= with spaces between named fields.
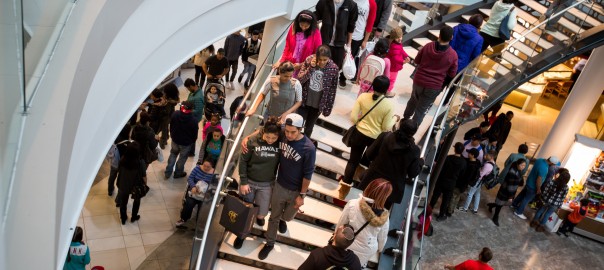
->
xmin=358 ymin=55 xmax=385 ymax=86
xmin=482 ymin=161 xmax=500 ymax=189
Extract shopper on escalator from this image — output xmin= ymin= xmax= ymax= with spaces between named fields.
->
xmin=479 ymin=0 xmax=518 ymax=52
xmin=273 ymin=10 xmax=323 ymax=77
xmin=297 ymin=45 xmax=339 ymax=138
xmin=357 ymin=118 xmax=423 ymax=209
xmin=298 ymin=225 xmax=362 ymax=270
xmin=450 ymin=14 xmax=484 ymax=73
xmin=337 ymin=76 xmax=395 ymax=200
xmin=541 ymin=0 xmax=576 ymax=33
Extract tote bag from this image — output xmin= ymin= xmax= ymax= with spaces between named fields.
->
xmin=219 ymin=192 xmax=259 ymax=238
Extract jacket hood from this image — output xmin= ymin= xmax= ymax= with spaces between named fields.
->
xmin=385 ymin=132 xmax=414 ymax=151
xmin=323 ymin=245 xmax=360 ymax=266
xmin=456 ymin=24 xmax=479 ymax=39
xmin=176 ymin=111 xmax=193 ymax=122
xmin=359 ymin=197 xmax=389 ymax=227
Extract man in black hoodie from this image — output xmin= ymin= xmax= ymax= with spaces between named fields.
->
xmin=298 ymin=225 xmax=362 ymax=270
xmin=165 ymin=101 xmax=199 ymax=179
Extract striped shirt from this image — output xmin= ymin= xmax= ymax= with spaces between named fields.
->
xmin=188 ymin=166 xmax=214 ymax=188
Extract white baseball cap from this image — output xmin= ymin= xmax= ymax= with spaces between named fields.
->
xmin=284 ymin=113 xmax=304 ymax=128
xmin=548 ymin=156 xmax=560 ymax=164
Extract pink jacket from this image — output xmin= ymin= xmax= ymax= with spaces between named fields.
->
xmin=387 ymin=41 xmax=409 ymax=72
xmin=280 ymin=25 xmax=322 ymax=64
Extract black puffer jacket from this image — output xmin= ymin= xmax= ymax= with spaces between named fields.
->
xmin=315 ymin=0 xmax=358 ymax=47
xmin=359 ymin=132 xmax=422 ymax=204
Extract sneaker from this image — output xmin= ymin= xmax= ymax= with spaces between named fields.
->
xmin=256 ymin=218 xmax=265 ymax=227
xmin=278 ymin=220 xmax=287 ymax=234
xmin=258 ymin=244 xmax=274 ymax=260
xmin=457 ymin=207 xmax=467 ymax=212
xmin=338 ymin=79 xmax=347 ymax=88
xmin=233 ymin=237 xmax=245 ymax=249
xmin=175 ymin=219 xmax=186 ymax=227
xmin=471 ymin=210 xmax=478 ymax=214
xmin=237 ymin=75 xmax=243 ymax=83
xmin=513 ymin=212 xmax=527 ymax=220
xmin=131 ymin=215 xmax=140 ymax=223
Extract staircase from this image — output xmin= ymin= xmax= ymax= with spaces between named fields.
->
xmin=184 ymin=1 xmax=604 ymax=270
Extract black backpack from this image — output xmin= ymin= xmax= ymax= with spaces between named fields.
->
xmin=482 ymin=161 xmax=500 ymax=189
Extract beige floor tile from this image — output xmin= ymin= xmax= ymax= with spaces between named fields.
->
xmin=127 ymin=246 xmax=148 ymax=269
xmin=141 ymin=231 xmax=174 ymax=246
xmin=89 ymin=248 xmax=130 ymax=270
xmin=84 ymin=214 xmax=123 ymax=240
xmin=165 ymin=208 xmax=182 ymax=224
xmin=124 ymin=234 xmax=143 ymax=248
xmin=157 ymin=256 xmax=190 ymax=270
xmin=121 ymin=219 xmax=141 ymax=235
xmin=82 ymin=195 xmax=119 ymax=217
xmin=87 ymin=236 xmax=125 ymax=252
xmin=137 ymin=209 xmax=173 ymax=233
xmin=88 ymin=177 xmax=111 ymax=196
xmin=136 ymin=259 xmax=161 ymax=270
xmin=161 ymin=189 xmax=186 ymax=209
xmin=144 ymin=244 xmax=160 ymax=259
xmin=137 ymin=189 xmax=167 ymax=212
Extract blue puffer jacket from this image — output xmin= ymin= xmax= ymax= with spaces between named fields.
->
xmin=450 ymin=24 xmax=483 ymax=73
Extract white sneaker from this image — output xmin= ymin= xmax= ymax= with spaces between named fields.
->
xmin=513 ymin=212 xmax=527 ymax=220
xmin=175 ymin=219 xmax=185 ymax=226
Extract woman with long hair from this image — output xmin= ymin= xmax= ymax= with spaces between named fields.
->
xmin=358 ymin=118 xmax=423 ymax=209
xmin=63 ymin=226 xmax=90 ymax=270
xmin=531 ymin=168 xmax=570 ymax=232
xmin=116 ymin=141 xmax=146 ymax=224
xmin=232 ymin=117 xmax=282 ymax=249
xmin=193 ymin=45 xmax=215 ymax=87
xmin=337 ymin=178 xmax=392 ymax=268
xmin=487 ymin=159 xmax=527 ymax=226
xmin=273 ymin=10 xmax=322 ymax=73
xmin=338 ymin=76 xmax=395 ymax=199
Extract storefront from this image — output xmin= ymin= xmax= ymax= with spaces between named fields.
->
xmin=559 ymin=134 xmax=604 ymax=242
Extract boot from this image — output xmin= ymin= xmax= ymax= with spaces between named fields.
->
xmin=492 ymin=217 xmax=499 ymax=227
xmin=487 ymin=203 xmax=495 ymax=213
xmin=530 ymin=220 xmax=539 ymax=228
xmin=338 ymin=181 xmax=352 ymax=200
xmin=353 ymin=166 xmax=366 ymax=182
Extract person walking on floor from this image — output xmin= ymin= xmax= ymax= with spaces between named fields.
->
xmin=298 ymin=225 xmax=362 ymax=270
xmin=192 ymin=45 xmax=215 ymax=87
xmin=370 ymin=0 xmax=392 ymax=39
xmin=487 ymin=159 xmax=526 ymax=226
xmin=184 ymin=78 xmax=205 ymax=156
xmin=448 ymin=148 xmax=481 ymax=215
xmin=357 ymin=118 xmax=423 ymax=208
xmin=338 ymin=76 xmax=395 ymax=199
xmin=464 ymin=121 xmax=490 ymax=141
xmin=165 ymin=101 xmax=199 ymax=179
xmin=106 ymin=124 xmax=131 ymax=196
xmin=497 ymin=143 xmax=529 ymax=184
xmin=531 ymin=168 xmax=570 ymax=232
xmin=241 ymin=113 xmax=316 ymax=260
xmin=511 ymin=156 xmax=560 ymax=220
xmin=403 ymin=26 xmax=458 ymax=126
xmin=159 ymin=83 xmax=180 ymax=149
xmin=444 ymin=247 xmax=494 ymax=270
xmin=238 ymin=30 xmax=261 ymax=89
xmin=63 ymin=226 xmax=90 ymax=270
xmin=315 ymin=0 xmax=359 ymax=86
xmin=116 ymin=142 xmax=146 ymax=224
xmin=450 ymin=14 xmax=484 ymax=73
xmin=479 ymin=0 xmax=518 ymax=52
xmin=485 ymin=111 xmax=513 ymax=152
xmin=460 ymin=150 xmax=496 ymax=214
xmin=297 ymin=45 xmax=339 ymax=138
xmin=337 ymin=178 xmax=392 ymax=268
xmin=224 ymin=30 xmax=246 ymax=89
xmin=202 ymin=48 xmax=230 ymax=85
xmin=430 ymin=142 xmax=467 ymax=221
xmin=232 ymin=117 xmax=282 ymax=249
xmin=246 ymin=62 xmax=303 ymax=123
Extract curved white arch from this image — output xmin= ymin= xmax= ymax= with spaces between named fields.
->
xmin=2 ymin=0 xmax=313 ymax=269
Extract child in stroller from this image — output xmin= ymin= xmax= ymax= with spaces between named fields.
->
xmin=204 ymin=83 xmax=227 ymax=119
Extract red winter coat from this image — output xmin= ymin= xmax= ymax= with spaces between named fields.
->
xmin=386 ymin=41 xmax=409 ymax=72
xmin=280 ymin=25 xmax=322 ymax=64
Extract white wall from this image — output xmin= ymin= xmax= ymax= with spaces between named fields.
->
xmin=1 ymin=0 xmax=315 ymax=269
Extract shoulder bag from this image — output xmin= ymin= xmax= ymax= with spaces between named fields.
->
xmin=499 ymin=7 xmax=515 ymax=40
xmin=342 ymin=96 xmax=385 ymax=147
xmin=327 ymin=220 xmax=371 ymax=245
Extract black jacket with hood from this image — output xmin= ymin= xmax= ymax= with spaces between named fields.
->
xmin=298 ymin=245 xmax=362 ymax=270
xmin=359 ymin=131 xmax=422 ymax=204
xmin=169 ymin=111 xmax=199 ymax=146
xmin=315 ymin=0 xmax=358 ymax=47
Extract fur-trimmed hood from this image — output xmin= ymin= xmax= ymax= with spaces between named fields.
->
xmin=359 ymin=197 xmax=389 ymax=227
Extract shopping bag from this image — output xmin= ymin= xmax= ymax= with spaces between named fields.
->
xmin=219 ymin=192 xmax=259 ymax=238
xmin=156 ymin=145 xmax=164 ymax=162
xmin=342 ymin=46 xmax=356 ymax=80
xmin=544 ymin=212 xmax=563 ymax=232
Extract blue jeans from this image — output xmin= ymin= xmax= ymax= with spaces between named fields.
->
xmin=165 ymin=142 xmax=193 ymax=177
xmin=463 ymin=182 xmax=482 ymax=212
xmin=534 ymin=204 xmax=557 ymax=225
xmin=512 ymin=186 xmax=537 ymax=215
xmin=545 ymin=0 xmax=575 ymax=28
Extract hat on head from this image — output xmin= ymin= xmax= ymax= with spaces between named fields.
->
xmin=180 ymin=101 xmax=194 ymax=114
xmin=548 ymin=156 xmax=560 ymax=164
xmin=284 ymin=113 xmax=304 ymax=128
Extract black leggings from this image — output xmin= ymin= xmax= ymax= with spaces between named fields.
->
xmin=488 ymin=203 xmax=503 ymax=221
xmin=558 ymin=218 xmax=577 ymax=234
xmin=194 ymin=65 xmax=207 ymax=87
xmin=480 ymin=32 xmax=506 ymax=53
xmin=430 ymin=183 xmax=454 ymax=217
xmin=343 ymin=128 xmax=375 ymax=184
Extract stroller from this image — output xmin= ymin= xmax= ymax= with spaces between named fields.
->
xmin=203 ymin=82 xmax=227 ymax=121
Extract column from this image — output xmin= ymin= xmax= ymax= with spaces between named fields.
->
xmin=538 ymin=47 xmax=604 ymax=159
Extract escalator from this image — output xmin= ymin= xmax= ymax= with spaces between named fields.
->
xmin=185 ymin=1 xmax=604 ymax=270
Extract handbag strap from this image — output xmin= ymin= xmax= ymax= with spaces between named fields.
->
xmin=354 ymin=221 xmax=371 ymax=236
xmin=357 ymin=96 xmax=385 ymax=125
